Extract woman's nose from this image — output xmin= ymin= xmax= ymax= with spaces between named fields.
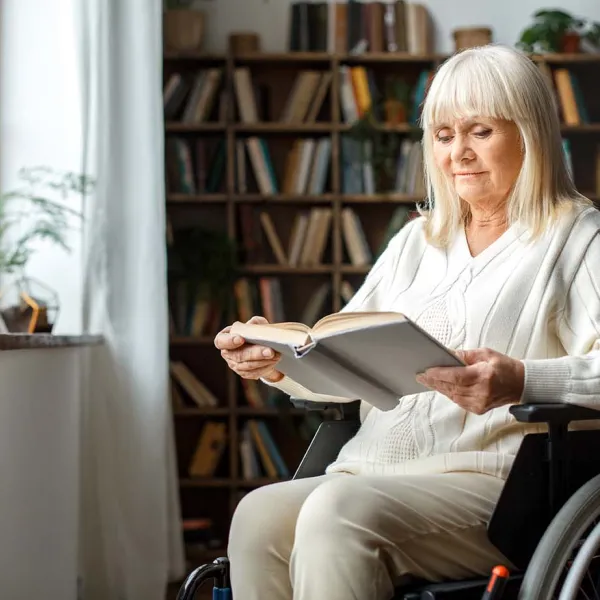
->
xmin=450 ymin=135 xmax=472 ymax=163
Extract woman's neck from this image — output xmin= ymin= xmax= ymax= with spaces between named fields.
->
xmin=464 ymin=204 xmax=509 ymax=257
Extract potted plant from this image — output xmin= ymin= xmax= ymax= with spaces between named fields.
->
xmin=167 ymin=227 xmax=237 ymax=335
xmin=346 ymin=113 xmax=400 ymax=193
xmin=164 ymin=0 xmax=206 ymax=53
xmin=517 ymin=10 xmax=600 ymax=53
xmin=0 ymin=166 xmax=93 ymax=333
xmin=384 ymin=76 xmax=412 ymax=125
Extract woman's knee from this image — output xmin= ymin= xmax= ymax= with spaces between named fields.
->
xmin=294 ymin=476 xmax=379 ymax=545
xmin=228 ymin=482 xmax=297 ymax=559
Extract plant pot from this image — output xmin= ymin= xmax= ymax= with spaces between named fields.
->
xmin=560 ymin=32 xmax=580 ymax=53
xmin=384 ymin=100 xmax=407 ymax=125
xmin=228 ymin=32 xmax=261 ymax=56
xmin=453 ymin=27 xmax=493 ymax=51
xmin=0 ymin=278 xmax=59 ymax=334
xmin=163 ymin=9 xmax=205 ymax=53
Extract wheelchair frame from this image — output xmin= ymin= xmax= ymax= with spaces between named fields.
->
xmin=176 ymin=401 xmax=600 ymax=600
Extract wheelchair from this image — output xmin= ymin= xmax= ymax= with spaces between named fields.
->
xmin=177 ymin=398 xmax=600 ymax=600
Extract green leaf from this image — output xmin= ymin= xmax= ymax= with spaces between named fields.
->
xmin=0 ymin=166 xmax=94 ymax=274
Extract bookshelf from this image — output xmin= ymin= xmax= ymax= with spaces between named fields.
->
xmin=163 ymin=49 xmax=600 ymax=577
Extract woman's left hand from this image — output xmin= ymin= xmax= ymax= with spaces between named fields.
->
xmin=415 ymin=348 xmax=525 ymax=415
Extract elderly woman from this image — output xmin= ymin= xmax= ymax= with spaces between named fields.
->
xmin=214 ymin=44 xmax=600 ymax=600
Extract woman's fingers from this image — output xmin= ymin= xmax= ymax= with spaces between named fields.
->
xmin=222 ymin=344 xmax=277 ymax=363
xmin=247 ymin=315 xmax=268 ymax=325
xmin=215 ymin=317 xmax=269 ymax=351
xmin=216 ymin=318 xmax=278 ymax=380
xmin=214 ymin=324 xmax=246 ymax=351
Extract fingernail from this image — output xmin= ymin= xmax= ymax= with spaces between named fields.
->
xmin=262 ymin=348 xmax=273 ymax=358
xmin=233 ymin=336 xmax=242 ymax=345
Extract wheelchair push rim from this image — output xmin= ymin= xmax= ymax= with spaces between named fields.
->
xmin=520 ymin=473 xmax=600 ymax=600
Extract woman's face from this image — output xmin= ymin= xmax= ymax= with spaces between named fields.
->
xmin=432 ymin=117 xmax=523 ymax=209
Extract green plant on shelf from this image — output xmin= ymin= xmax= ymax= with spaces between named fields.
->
xmin=168 ymin=227 xmax=238 ymax=320
xmin=347 ymin=109 xmax=421 ymax=193
xmin=344 ymin=74 xmax=422 ymax=192
xmin=517 ymin=9 xmax=600 ymax=53
xmin=384 ymin=75 xmax=412 ymax=123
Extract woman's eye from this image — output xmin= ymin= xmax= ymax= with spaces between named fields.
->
xmin=436 ymin=135 xmax=453 ymax=143
xmin=473 ymin=129 xmax=492 ymax=138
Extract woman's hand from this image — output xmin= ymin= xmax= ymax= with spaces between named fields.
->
xmin=214 ymin=316 xmax=284 ymax=383
xmin=415 ymin=348 xmax=525 ymax=415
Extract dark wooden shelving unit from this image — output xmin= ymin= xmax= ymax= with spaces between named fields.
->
xmin=163 ymin=49 xmax=600 ymax=584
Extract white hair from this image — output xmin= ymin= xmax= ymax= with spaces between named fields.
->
xmin=418 ymin=44 xmax=591 ymax=247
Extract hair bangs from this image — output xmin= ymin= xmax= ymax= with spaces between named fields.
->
xmin=421 ymin=54 xmax=517 ymax=130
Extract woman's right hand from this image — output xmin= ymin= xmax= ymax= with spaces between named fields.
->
xmin=214 ymin=315 xmax=284 ymax=383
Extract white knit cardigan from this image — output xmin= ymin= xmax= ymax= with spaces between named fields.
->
xmin=265 ymin=205 xmax=600 ymax=479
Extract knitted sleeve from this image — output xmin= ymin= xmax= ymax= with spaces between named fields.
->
xmin=260 ymin=218 xmax=421 ymax=404
xmin=522 ymin=231 xmax=600 ymax=409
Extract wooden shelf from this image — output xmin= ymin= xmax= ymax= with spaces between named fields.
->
xmin=163 ymin=121 xmax=600 ymax=135
xmin=234 ymin=193 xmax=336 ymax=204
xmin=173 ymin=408 xmax=230 ymax=417
xmin=163 ymin=51 xmax=226 ymax=62
xmin=341 ymin=52 xmax=445 ymax=63
xmin=167 ymin=193 xmax=228 ymax=204
xmin=233 ymin=122 xmax=333 ymax=134
xmin=180 ymin=478 xmax=234 ymax=488
xmin=165 ymin=122 xmax=226 ymax=133
xmin=337 ymin=122 xmax=419 ymax=133
xmin=236 ymin=407 xmax=306 ymax=416
xmin=532 ymin=53 xmax=600 ymax=63
xmin=341 ymin=264 xmax=371 ymax=275
xmin=167 ymin=193 xmax=425 ymax=205
xmin=234 ymin=52 xmax=332 ymax=63
xmin=561 ymin=124 xmax=600 ymax=133
xmin=170 ymin=336 xmax=215 ymax=346
xmin=240 ymin=264 xmax=334 ymax=275
xmin=341 ymin=194 xmax=424 ymax=204
xmin=163 ymin=50 xmax=600 ymax=66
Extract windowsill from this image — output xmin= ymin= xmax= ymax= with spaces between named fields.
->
xmin=0 ymin=333 xmax=104 ymax=351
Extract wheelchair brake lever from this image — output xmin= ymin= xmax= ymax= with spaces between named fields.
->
xmin=481 ymin=565 xmax=510 ymax=600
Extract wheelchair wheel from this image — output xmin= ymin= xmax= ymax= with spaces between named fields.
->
xmin=519 ymin=472 xmax=600 ymax=599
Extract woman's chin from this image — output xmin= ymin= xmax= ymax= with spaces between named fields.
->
xmin=454 ymin=186 xmax=489 ymax=204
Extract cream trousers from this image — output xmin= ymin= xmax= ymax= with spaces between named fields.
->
xmin=227 ymin=471 xmax=512 ymax=600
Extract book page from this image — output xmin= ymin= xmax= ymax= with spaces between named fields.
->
xmin=311 ymin=311 xmax=407 ymax=338
xmin=230 ymin=321 xmax=311 ymax=347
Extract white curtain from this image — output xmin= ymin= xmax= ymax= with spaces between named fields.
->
xmin=75 ymin=1 xmax=185 ymax=598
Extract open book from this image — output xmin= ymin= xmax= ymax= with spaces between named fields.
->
xmin=230 ymin=311 xmax=465 ymax=411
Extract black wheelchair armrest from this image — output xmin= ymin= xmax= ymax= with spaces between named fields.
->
xmin=290 ymin=398 xmax=336 ymax=411
xmin=290 ymin=397 xmax=361 ymax=420
xmin=293 ymin=419 xmax=360 ymax=479
xmin=510 ymin=403 xmax=600 ymax=425
xmin=290 ymin=397 xmax=361 ymax=479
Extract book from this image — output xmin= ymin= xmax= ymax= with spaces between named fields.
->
xmin=231 ymin=311 xmax=465 ymax=411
